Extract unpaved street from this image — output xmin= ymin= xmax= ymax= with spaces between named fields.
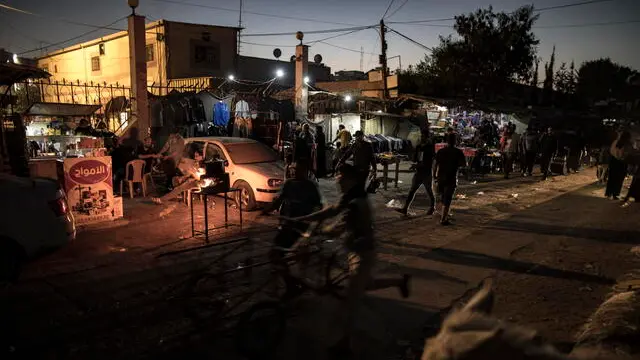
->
xmin=2 ymin=166 xmax=639 ymax=359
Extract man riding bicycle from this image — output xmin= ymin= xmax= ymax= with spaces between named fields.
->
xmin=282 ymin=163 xmax=411 ymax=355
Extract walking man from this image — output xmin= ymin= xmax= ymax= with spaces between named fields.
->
xmin=539 ymin=127 xmax=557 ymax=180
xmin=434 ymin=133 xmax=466 ymax=225
xmin=331 ymin=124 xmax=352 ymax=176
xmin=398 ymin=128 xmax=435 ymax=215
xmin=338 ymin=130 xmax=377 ymax=190
xmin=521 ymin=127 xmax=539 ymax=176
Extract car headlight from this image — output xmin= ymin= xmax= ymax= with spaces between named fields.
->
xmin=268 ymin=178 xmax=283 ymax=187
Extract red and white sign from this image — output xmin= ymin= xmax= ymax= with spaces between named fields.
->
xmin=64 ymin=156 xmax=117 ymax=225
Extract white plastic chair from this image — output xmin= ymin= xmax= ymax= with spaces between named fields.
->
xmin=120 ymin=159 xmax=151 ymax=198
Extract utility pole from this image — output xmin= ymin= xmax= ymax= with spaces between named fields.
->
xmin=235 ymin=0 xmax=243 ymax=74
xmin=360 ymin=46 xmax=364 ymax=72
xmin=379 ymin=19 xmax=388 ymax=110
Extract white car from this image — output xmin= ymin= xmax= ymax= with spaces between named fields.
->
xmin=0 ymin=174 xmax=76 ymax=283
xmin=183 ymin=137 xmax=285 ymax=211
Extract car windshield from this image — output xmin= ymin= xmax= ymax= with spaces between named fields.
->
xmin=225 ymin=142 xmax=278 ymax=164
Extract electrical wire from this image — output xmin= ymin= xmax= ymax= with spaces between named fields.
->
xmin=241 ymin=24 xmax=376 ymax=38
xmin=385 ymin=0 xmax=410 ymax=19
xmin=0 ymin=10 xmax=50 ymax=46
xmin=151 ymin=0 xmax=359 ymax=27
xmin=18 ymin=16 xmax=129 ymax=55
xmin=387 ymin=28 xmax=433 ymax=52
xmin=315 ymin=41 xmax=379 ymax=55
xmin=382 ymin=0 xmax=397 ymax=19
xmin=390 ymin=19 xmax=640 ymax=29
xmin=388 ymin=0 xmax=616 ymax=24
xmin=0 ymin=2 xmax=125 ymax=31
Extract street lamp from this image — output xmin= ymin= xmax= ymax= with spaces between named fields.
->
xmin=228 ymin=75 xmax=235 ymax=81
xmin=344 ymin=95 xmax=352 ymax=102
xmin=303 ymin=76 xmax=310 ymax=84
xmin=276 ymin=69 xmax=284 ymax=78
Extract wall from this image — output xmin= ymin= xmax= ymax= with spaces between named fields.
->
xmin=37 ymin=21 xmax=167 ymax=102
xmin=237 ymin=56 xmax=331 ymax=84
xmin=165 ymin=21 xmax=237 ymax=80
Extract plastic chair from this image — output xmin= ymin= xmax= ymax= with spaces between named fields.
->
xmin=120 ymin=160 xmax=147 ymax=198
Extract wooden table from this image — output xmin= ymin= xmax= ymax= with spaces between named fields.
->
xmin=377 ymin=155 xmax=405 ymax=190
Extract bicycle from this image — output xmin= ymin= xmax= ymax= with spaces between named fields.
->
xmin=234 ymin=220 xmax=350 ymax=359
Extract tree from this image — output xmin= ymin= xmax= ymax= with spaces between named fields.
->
xmin=542 ymin=46 xmax=556 ymax=104
xmin=409 ymin=5 xmax=540 ymax=99
xmin=555 ymin=60 xmax=577 ymax=95
xmin=576 ymin=58 xmax=639 ymax=106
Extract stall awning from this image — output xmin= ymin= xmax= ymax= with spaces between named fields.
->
xmin=24 ymin=102 xmax=101 ymax=117
xmin=0 ymin=62 xmax=50 ymax=86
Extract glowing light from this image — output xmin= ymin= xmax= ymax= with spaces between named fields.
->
xmin=12 ymin=54 xmax=18 ymax=64
xmin=377 ymin=110 xmax=383 ymax=113
xmin=303 ymin=76 xmax=310 ymax=84
xmin=344 ymin=95 xmax=352 ymax=102
xmin=276 ymin=69 xmax=284 ymax=78
xmin=228 ymin=75 xmax=235 ymax=80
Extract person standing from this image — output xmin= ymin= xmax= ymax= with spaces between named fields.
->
xmin=539 ymin=127 xmax=557 ymax=180
xmin=521 ymin=127 xmax=539 ymax=176
xmin=434 ymin=133 xmax=466 ymax=225
xmin=606 ymin=131 xmax=632 ymax=199
xmin=500 ymin=127 xmax=517 ymax=179
xmin=315 ymin=125 xmax=327 ymax=178
xmin=159 ymin=127 xmax=185 ymax=190
xmin=331 ymin=124 xmax=352 ymax=176
xmin=398 ymin=128 xmax=435 ymax=215
xmin=597 ymin=143 xmax=611 ymax=184
xmin=338 ymin=130 xmax=377 ymax=190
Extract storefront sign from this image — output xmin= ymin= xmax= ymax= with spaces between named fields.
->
xmin=63 ymin=156 xmax=116 ymax=225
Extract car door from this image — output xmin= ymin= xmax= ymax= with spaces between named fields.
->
xmin=206 ymin=142 xmax=237 ymax=185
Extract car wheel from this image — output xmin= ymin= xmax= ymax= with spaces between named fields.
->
xmin=234 ymin=181 xmax=256 ymax=211
xmin=0 ymin=239 xmax=24 ymax=286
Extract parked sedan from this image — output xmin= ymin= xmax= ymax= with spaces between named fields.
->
xmin=0 ymin=174 xmax=76 ymax=284
xmin=183 ymin=137 xmax=284 ymax=211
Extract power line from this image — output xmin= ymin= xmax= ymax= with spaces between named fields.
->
xmin=387 ymin=28 xmax=433 ymax=52
xmin=151 ymin=0 xmax=359 ymax=27
xmin=389 ymin=0 xmax=616 ymax=24
xmin=536 ymin=19 xmax=640 ymax=28
xmin=386 ymin=0 xmax=410 ymax=19
xmin=382 ymin=0 xmax=397 ymax=18
xmin=315 ymin=41 xmax=379 ymax=55
xmin=0 ymin=2 xmax=125 ymax=31
xmin=18 ymin=16 xmax=129 ymax=55
xmin=391 ymin=19 xmax=640 ymax=29
xmin=242 ymin=24 xmax=376 ymax=38
xmin=0 ymin=10 xmax=50 ymax=46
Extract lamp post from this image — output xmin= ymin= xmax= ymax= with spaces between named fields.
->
xmin=128 ymin=0 xmax=139 ymax=15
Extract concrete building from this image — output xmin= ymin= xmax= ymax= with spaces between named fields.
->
xmin=316 ymin=69 xmax=398 ymax=99
xmin=35 ymin=19 xmax=331 ymax=100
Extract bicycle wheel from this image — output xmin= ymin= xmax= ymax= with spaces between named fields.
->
xmin=181 ymin=273 xmax=229 ymax=325
xmin=324 ymin=247 xmax=350 ymax=292
xmin=235 ymin=301 xmax=286 ymax=359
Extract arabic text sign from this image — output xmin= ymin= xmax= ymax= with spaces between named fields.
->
xmin=64 ymin=156 xmax=116 ymax=225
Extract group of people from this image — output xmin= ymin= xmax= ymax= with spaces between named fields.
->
xmin=397 ymin=128 xmax=467 ymax=225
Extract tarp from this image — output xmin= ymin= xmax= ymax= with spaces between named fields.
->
xmin=24 ymin=102 xmax=101 ymax=117
xmin=0 ymin=62 xmax=50 ymax=86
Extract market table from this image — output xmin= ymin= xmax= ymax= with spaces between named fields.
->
xmin=190 ymin=187 xmax=243 ymax=243
xmin=376 ymin=154 xmax=408 ymax=190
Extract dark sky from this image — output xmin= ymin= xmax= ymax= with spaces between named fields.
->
xmin=1 ymin=0 xmax=639 ymax=75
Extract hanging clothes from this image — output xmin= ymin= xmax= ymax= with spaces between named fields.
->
xmin=235 ymin=100 xmax=250 ymax=118
xmin=196 ymin=91 xmax=216 ymax=123
xmin=214 ymin=101 xmax=230 ymax=127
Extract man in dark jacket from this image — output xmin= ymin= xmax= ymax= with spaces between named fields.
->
xmin=339 ymin=130 xmax=377 ymax=190
xmin=398 ymin=128 xmax=435 ymax=215
xmin=539 ymin=127 xmax=557 ymax=180
xmin=521 ymin=127 xmax=539 ymax=176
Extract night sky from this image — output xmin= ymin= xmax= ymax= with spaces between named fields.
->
xmin=1 ymin=0 xmax=639 ymax=75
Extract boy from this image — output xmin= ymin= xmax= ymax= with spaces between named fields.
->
xmin=284 ymin=163 xmax=410 ymax=354
xmin=434 ymin=133 xmax=466 ymax=225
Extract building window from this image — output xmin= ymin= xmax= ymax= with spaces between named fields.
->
xmin=193 ymin=44 xmax=220 ymax=68
xmin=99 ymin=43 xmax=105 ymax=56
xmin=145 ymin=44 xmax=155 ymax=62
xmin=54 ymin=65 xmax=58 ymax=73
xmin=91 ymin=56 xmax=100 ymax=71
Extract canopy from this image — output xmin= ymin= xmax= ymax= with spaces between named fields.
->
xmin=24 ymin=102 xmax=101 ymax=117
xmin=0 ymin=62 xmax=50 ymax=86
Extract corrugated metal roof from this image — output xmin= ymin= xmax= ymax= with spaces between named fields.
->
xmin=24 ymin=102 xmax=101 ymax=117
xmin=0 ymin=62 xmax=50 ymax=86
